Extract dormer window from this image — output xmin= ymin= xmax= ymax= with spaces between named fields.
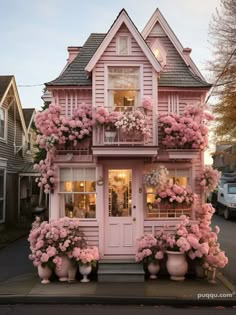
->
xmin=117 ymin=35 xmax=130 ymax=55
xmin=150 ymin=38 xmax=166 ymax=67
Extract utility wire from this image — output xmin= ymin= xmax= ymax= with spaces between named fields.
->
xmin=18 ymin=83 xmax=44 ymax=87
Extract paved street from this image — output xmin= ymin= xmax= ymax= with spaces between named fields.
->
xmin=0 ymin=237 xmax=34 ymax=282
xmin=212 ymin=215 xmax=236 ymax=285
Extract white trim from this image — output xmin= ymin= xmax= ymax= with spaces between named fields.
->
xmin=142 ymin=9 xmax=205 ymax=80
xmin=85 ymin=10 xmax=161 ymax=73
xmin=0 ymin=106 xmax=7 ymax=142
xmin=105 ymin=64 xmax=143 ymax=109
xmin=0 ymin=168 xmax=6 ymax=223
xmin=11 ymin=78 xmax=29 ymax=142
xmin=92 ymin=147 xmax=158 ymax=156
xmin=152 ymin=69 xmax=157 ymax=146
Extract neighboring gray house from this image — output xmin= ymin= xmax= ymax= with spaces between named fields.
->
xmin=212 ymin=142 xmax=236 ymax=173
xmin=0 ymin=75 xmax=35 ymax=226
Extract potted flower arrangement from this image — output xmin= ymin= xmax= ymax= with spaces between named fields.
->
xmin=159 ymin=215 xmax=201 ymax=281
xmin=115 ymin=109 xmax=151 ymax=141
xmin=94 ymin=107 xmax=121 ymax=142
xmin=143 ymin=165 xmax=169 ymax=189
xmin=159 ymin=104 xmax=214 ymax=151
xmin=135 ymin=234 xmax=164 ymax=279
xmin=28 ymin=217 xmax=87 ymax=283
xmin=155 ymin=182 xmax=197 ymax=210
xmin=71 ymin=246 xmax=99 ymax=282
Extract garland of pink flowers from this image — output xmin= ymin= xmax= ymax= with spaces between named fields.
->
xmin=198 ymin=166 xmax=221 ymax=195
xmin=159 ymin=105 xmax=214 ymax=150
xmin=34 ymin=103 xmax=93 ymax=193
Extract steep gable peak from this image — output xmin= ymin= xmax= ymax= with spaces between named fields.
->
xmin=142 ymin=8 xmax=205 ymax=80
xmin=85 ymin=9 xmax=162 ymax=73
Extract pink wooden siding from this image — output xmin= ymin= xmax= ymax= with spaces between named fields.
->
xmin=52 ymin=89 xmax=92 ymax=118
xmin=94 ymin=23 xmax=154 ymax=107
xmin=78 ymin=224 xmax=99 ymax=247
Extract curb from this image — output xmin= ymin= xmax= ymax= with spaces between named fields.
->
xmin=217 ymin=272 xmax=236 ymax=296
xmin=0 ymin=294 xmax=236 ymax=306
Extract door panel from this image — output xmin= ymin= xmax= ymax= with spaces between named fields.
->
xmin=105 ymin=168 xmax=136 ymax=255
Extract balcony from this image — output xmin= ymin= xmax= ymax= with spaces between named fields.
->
xmin=92 ymin=106 xmax=158 ymax=157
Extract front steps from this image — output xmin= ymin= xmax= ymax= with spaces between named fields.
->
xmin=97 ymin=259 xmax=145 ymax=282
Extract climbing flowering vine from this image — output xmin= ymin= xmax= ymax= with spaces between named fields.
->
xmin=34 ymin=103 xmax=93 ymax=193
xmin=159 ymin=105 xmax=214 ymax=150
xmin=198 ymin=166 xmax=221 ymax=195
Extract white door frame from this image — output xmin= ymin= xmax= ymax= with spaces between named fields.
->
xmin=100 ymin=160 xmax=144 ymax=259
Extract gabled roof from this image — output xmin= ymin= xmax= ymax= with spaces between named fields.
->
xmin=142 ymin=8 xmax=205 ymax=81
xmin=23 ymin=108 xmax=36 ymax=130
xmin=46 ymin=33 xmax=106 ymax=86
xmin=0 ymin=75 xmax=28 ymax=140
xmin=85 ymin=9 xmax=162 ymax=73
xmin=0 ymin=75 xmax=14 ymax=102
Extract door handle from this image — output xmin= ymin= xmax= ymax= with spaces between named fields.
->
xmin=133 ymin=217 xmax=136 ymax=222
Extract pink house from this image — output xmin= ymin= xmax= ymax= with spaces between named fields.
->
xmin=43 ymin=9 xmax=211 ymax=264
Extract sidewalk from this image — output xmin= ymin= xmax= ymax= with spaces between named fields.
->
xmin=0 ymin=271 xmax=235 ymax=306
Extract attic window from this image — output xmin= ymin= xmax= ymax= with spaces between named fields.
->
xmin=117 ymin=35 xmax=129 ymax=55
xmin=150 ymin=38 xmax=166 ymax=67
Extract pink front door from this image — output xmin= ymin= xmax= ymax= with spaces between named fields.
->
xmin=104 ymin=167 xmax=138 ymax=255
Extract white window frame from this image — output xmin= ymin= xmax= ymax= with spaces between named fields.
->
xmin=0 ymin=166 xmax=6 ymax=223
xmin=0 ymin=107 xmax=7 ymax=142
xmin=105 ymin=64 xmax=143 ymax=109
xmin=59 ymin=167 xmax=97 ymax=220
xmin=116 ymin=34 xmax=131 ymax=55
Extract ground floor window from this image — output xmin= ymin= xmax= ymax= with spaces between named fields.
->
xmin=59 ymin=168 xmax=96 ymax=219
xmin=144 ymin=164 xmax=192 ymax=219
xmin=0 ymin=169 xmax=6 ymax=223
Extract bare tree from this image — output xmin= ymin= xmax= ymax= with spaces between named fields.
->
xmin=209 ymin=0 xmax=236 ymax=140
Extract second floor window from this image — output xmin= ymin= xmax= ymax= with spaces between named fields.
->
xmin=0 ymin=108 xmax=5 ymax=139
xmin=108 ymin=67 xmax=140 ymax=111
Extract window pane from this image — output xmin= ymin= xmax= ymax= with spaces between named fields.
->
xmin=110 ymin=90 xmax=137 ymax=110
xmin=0 ymin=200 xmax=3 ymax=221
xmin=0 ymin=108 xmax=4 ymax=138
xmin=118 ymin=36 xmax=128 ymax=55
xmin=108 ymin=169 xmax=132 ymax=217
xmin=64 ymin=193 xmax=96 ymax=218
xmin=60 ymin=168 xmax=71 ymax=181
xmin=0 ymin=170 xmax=4 ymax=198
xmin=108 ymin=67 xmax=139 ymax=89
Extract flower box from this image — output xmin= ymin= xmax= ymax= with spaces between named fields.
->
xmin=167 ymin=149 xmax=199 ymax=160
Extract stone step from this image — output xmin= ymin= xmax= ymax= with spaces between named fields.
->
xmin=97 ymin=260 xmax=145 ymax=282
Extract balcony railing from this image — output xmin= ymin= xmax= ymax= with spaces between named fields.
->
xmin=92 ymin=106 xmax=156 ymax=147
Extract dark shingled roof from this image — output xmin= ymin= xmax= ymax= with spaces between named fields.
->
xmin=46 ymin=33 xmax=106 ymax=86
xmin=0 ymin=75 xmax=13 ymax=101
xmin=46 ymin=33 xmax=211 ymax=88
xmin=23 ymin=108 xmax=35 ymax=128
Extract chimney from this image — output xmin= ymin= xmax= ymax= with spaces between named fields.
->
xmin=67 ymin=46 xmax=81 ymax=64
xmin=183 ymin=47 xmax=192 ymax=56
xmin=183 ymin=48 xmax=192 ymax=66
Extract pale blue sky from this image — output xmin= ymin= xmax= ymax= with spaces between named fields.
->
xmin=0 ymin=0 xmax=221 ymax=109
